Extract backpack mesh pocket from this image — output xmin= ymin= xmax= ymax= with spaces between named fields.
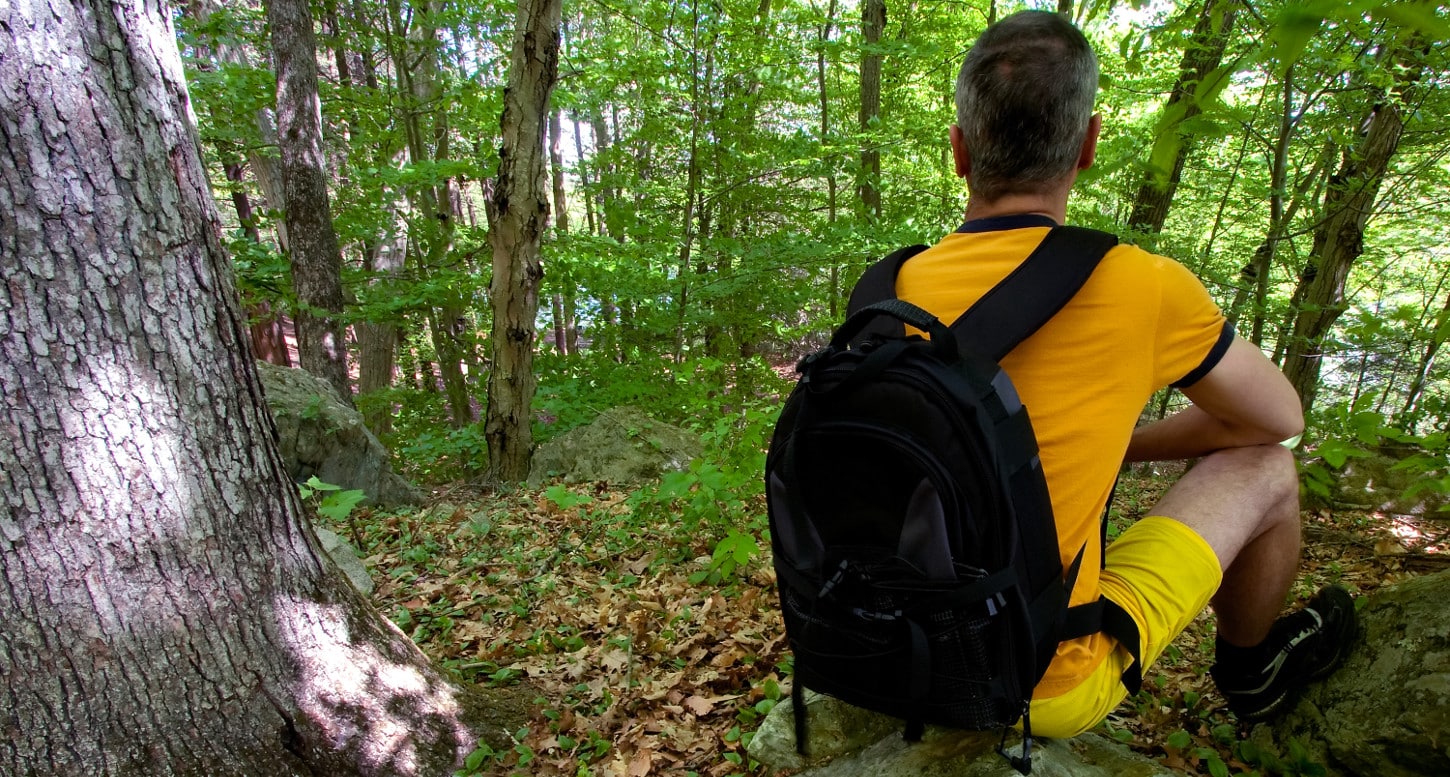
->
xmin=782 ymin=558 xmax=1026 ymax=730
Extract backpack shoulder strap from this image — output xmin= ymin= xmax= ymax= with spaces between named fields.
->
xmin=845 ymin=244 xmax=929 ymax=317
xmin=841 ymin=244 xmax=929 ymax=343
xmin=840 ymin=227 xmax=1117 ymax=355
xmin=950 ymin=225 xmax=1118 ymax=361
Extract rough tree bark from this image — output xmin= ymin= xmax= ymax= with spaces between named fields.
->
xmin=265 ymin=0 xmax=354 ymax=404
xmin=0 ymin=2 xmax=521 ymax=774
xmin=858 ymin=0 xmax=885 ymax=221
xmin=1281 ymin=39 xmax=1423 ymax=411
xmin=485 ymin=0 xmax=564 ymax=483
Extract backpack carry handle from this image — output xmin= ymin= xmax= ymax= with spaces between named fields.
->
xmin=830 ymin=300 xmax=957 ymax=361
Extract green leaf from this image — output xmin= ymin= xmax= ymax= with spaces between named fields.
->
xmin=1265 ymin=3 xmax=1327 ymax=72
xmin=305 ymin=476 xmax=341 ymax=492
xmin=318 ymin=489 xmax=366 ymax=522
xmin=1373 ymin=1 xmax=1450 ymax=40
xmin=543 ymin=485 xmax=593 ymax=511
xmin=1166 ymin=729 xmax=1192 ymax=750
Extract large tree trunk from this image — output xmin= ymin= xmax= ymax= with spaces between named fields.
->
xmin=1282 ymin=42 xmax=1422 ymax=410
xmin=0 ymin=2 xmax=521 ymax=774
xmin=1126 ymin=0 xmax=1238 ymax=235
xmin=485 ymin=0 xmax=563 ymax=483
xmin=266 ymin=0 xmax=353 ymax=403
xmin=858 ymin=0 xmax=885 ymax=221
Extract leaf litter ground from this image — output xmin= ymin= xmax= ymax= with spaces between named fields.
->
xmin=335 ymin=470 xmax=1448 ymax=776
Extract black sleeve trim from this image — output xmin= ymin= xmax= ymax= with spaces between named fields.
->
xmin=1171 ymin=321 xmax=1235 ymax=389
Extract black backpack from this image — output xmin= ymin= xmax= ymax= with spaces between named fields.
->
xmin=766 ymin=226 xmax=1142 ymax=774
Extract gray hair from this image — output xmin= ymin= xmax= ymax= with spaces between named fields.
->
xmin=955 ymin=11 xmax=1098 ymax=201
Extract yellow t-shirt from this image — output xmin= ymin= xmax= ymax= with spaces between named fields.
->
xmin=894 ymin=217 xmax=1230 ymax=698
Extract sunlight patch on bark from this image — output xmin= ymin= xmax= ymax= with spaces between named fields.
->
xmin=274 ymin=596 xmax=472 ymax=774
xmin=48 ymin=362 xmax=204 ymax=636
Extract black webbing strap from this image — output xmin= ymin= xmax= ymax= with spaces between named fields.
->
xmin=845 ymin=244 xmax=929 ymax=324
xmin=1102 ymin=599 xmax=1144 ymax=695
xmin=904 ymin=618 xmax=931 ymax=743
xmin=843 ymin=226 xmax=1117 ymax=361
xmin=1060 ymin=596 xmax=1144 ymax=696
xmin=1027 ymin=544 xmax=1086 ymax=643
xmin=792 ymin=671 xmax=809 ymax=756
xmin=948 ymin=226 xmax=1118 ymax=362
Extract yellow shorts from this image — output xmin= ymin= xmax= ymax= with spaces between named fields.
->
xmin=1027 ymin=516 xmax=1223 ymax=738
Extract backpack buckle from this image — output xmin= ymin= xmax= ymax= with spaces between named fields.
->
xmin=796 ymin=347 xmax=834 ymax=377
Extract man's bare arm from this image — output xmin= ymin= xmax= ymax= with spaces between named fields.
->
xmin=1125 ymin=334 xmax=1304 ymax=462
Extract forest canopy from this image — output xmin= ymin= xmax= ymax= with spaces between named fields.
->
xmin=179 ymin=0 xmax=1450 ymax=471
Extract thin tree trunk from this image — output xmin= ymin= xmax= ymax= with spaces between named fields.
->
xmin=858 ymin=0 xmax=885 ymax=221
xmin=485 ymin=0 xmax=563 ymax=483
xmin=818 ymin=0 xmax=842 ymax=319
xmin=356 ymin=237 xmax=406 ymax=435
xmin=675 ymin=13 xmax=714 ymax=363
xmin=222 ymin=157 xmax=294 ymax=367
xmin=1400 ymin=275 xmax=1450 ymax=423
xmin=572 ymin=113 xmax=598 ymax=236
xmin=386 ymin=0 xmax=472 ymax=428
xmin=1127 ymin=0 xmax=1238 ymax=235
xmin=266 ymin=0 xmax=353 ymax=403
xmin=591 ymin=111 xmax=623 ymax=241
xmin=548 ymin=109 xmax=572 ymax=356
xmin=0 ymin=3 xmax=520 ymax=772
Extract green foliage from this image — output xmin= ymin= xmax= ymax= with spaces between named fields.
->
xmin=227 ymin=231 xmax=291 ymax=306
xmin=183 ymin=0 xmax=1450 ymax=503
xmin=692 ymin=529 xmax=759 ymax=585
xmin=1303 ymin=401 xmax=1449 ymax=506
xmin=392 ymin=425 xmax=488 ymax=481
xmin=298 ymin=476 xmax=367 ymax=523
xmin=543 ymin=485 xmax=594 ymax=512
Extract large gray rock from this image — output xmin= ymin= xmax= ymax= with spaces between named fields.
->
xmin=1323 ymin=446 xmax=1449 ymax=519
xmin=313 ymin=526 xmax=373 ymax=595
xmin=748 ymin=690 xmax=1173 ymax=776
xmin=1254 ymin=569 xmax=1450 ymax=777
xmin=528 ymin=406 xmax=701 ymax=486
xmin=257 ymin=362 xmax=422 ymax=507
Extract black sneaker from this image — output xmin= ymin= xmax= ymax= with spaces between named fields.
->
xmin=1210 ymin=585 xmax=1358 ymax=721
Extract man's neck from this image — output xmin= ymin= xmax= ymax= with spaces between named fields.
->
xmin=962 ymin=182 xmax=1073 ymax=225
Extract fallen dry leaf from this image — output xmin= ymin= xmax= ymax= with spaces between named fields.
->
xmin=627 ymin=747 xmax=652 ymax=777
xmin=682 ymin=695 xmax=713 ymax=716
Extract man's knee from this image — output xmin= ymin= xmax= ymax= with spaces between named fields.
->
xmin=1151 ymin=444 xmax=1300 ymax=564
xmin=1196 ymin=444 xmax=1298 ymax=507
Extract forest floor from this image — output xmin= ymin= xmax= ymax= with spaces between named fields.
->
xmin=334 ymin=471 xmax=1449 ymax=777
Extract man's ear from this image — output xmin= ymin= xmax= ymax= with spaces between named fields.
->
xmin=950 ymin=125 xmax=970 ymax=178
xmin=1077 ymin=114 xmax=1102 ymax=170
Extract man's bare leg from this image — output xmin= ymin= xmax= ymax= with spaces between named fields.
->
xmin=1146 ymin=444 xmax=1301 ymax=645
